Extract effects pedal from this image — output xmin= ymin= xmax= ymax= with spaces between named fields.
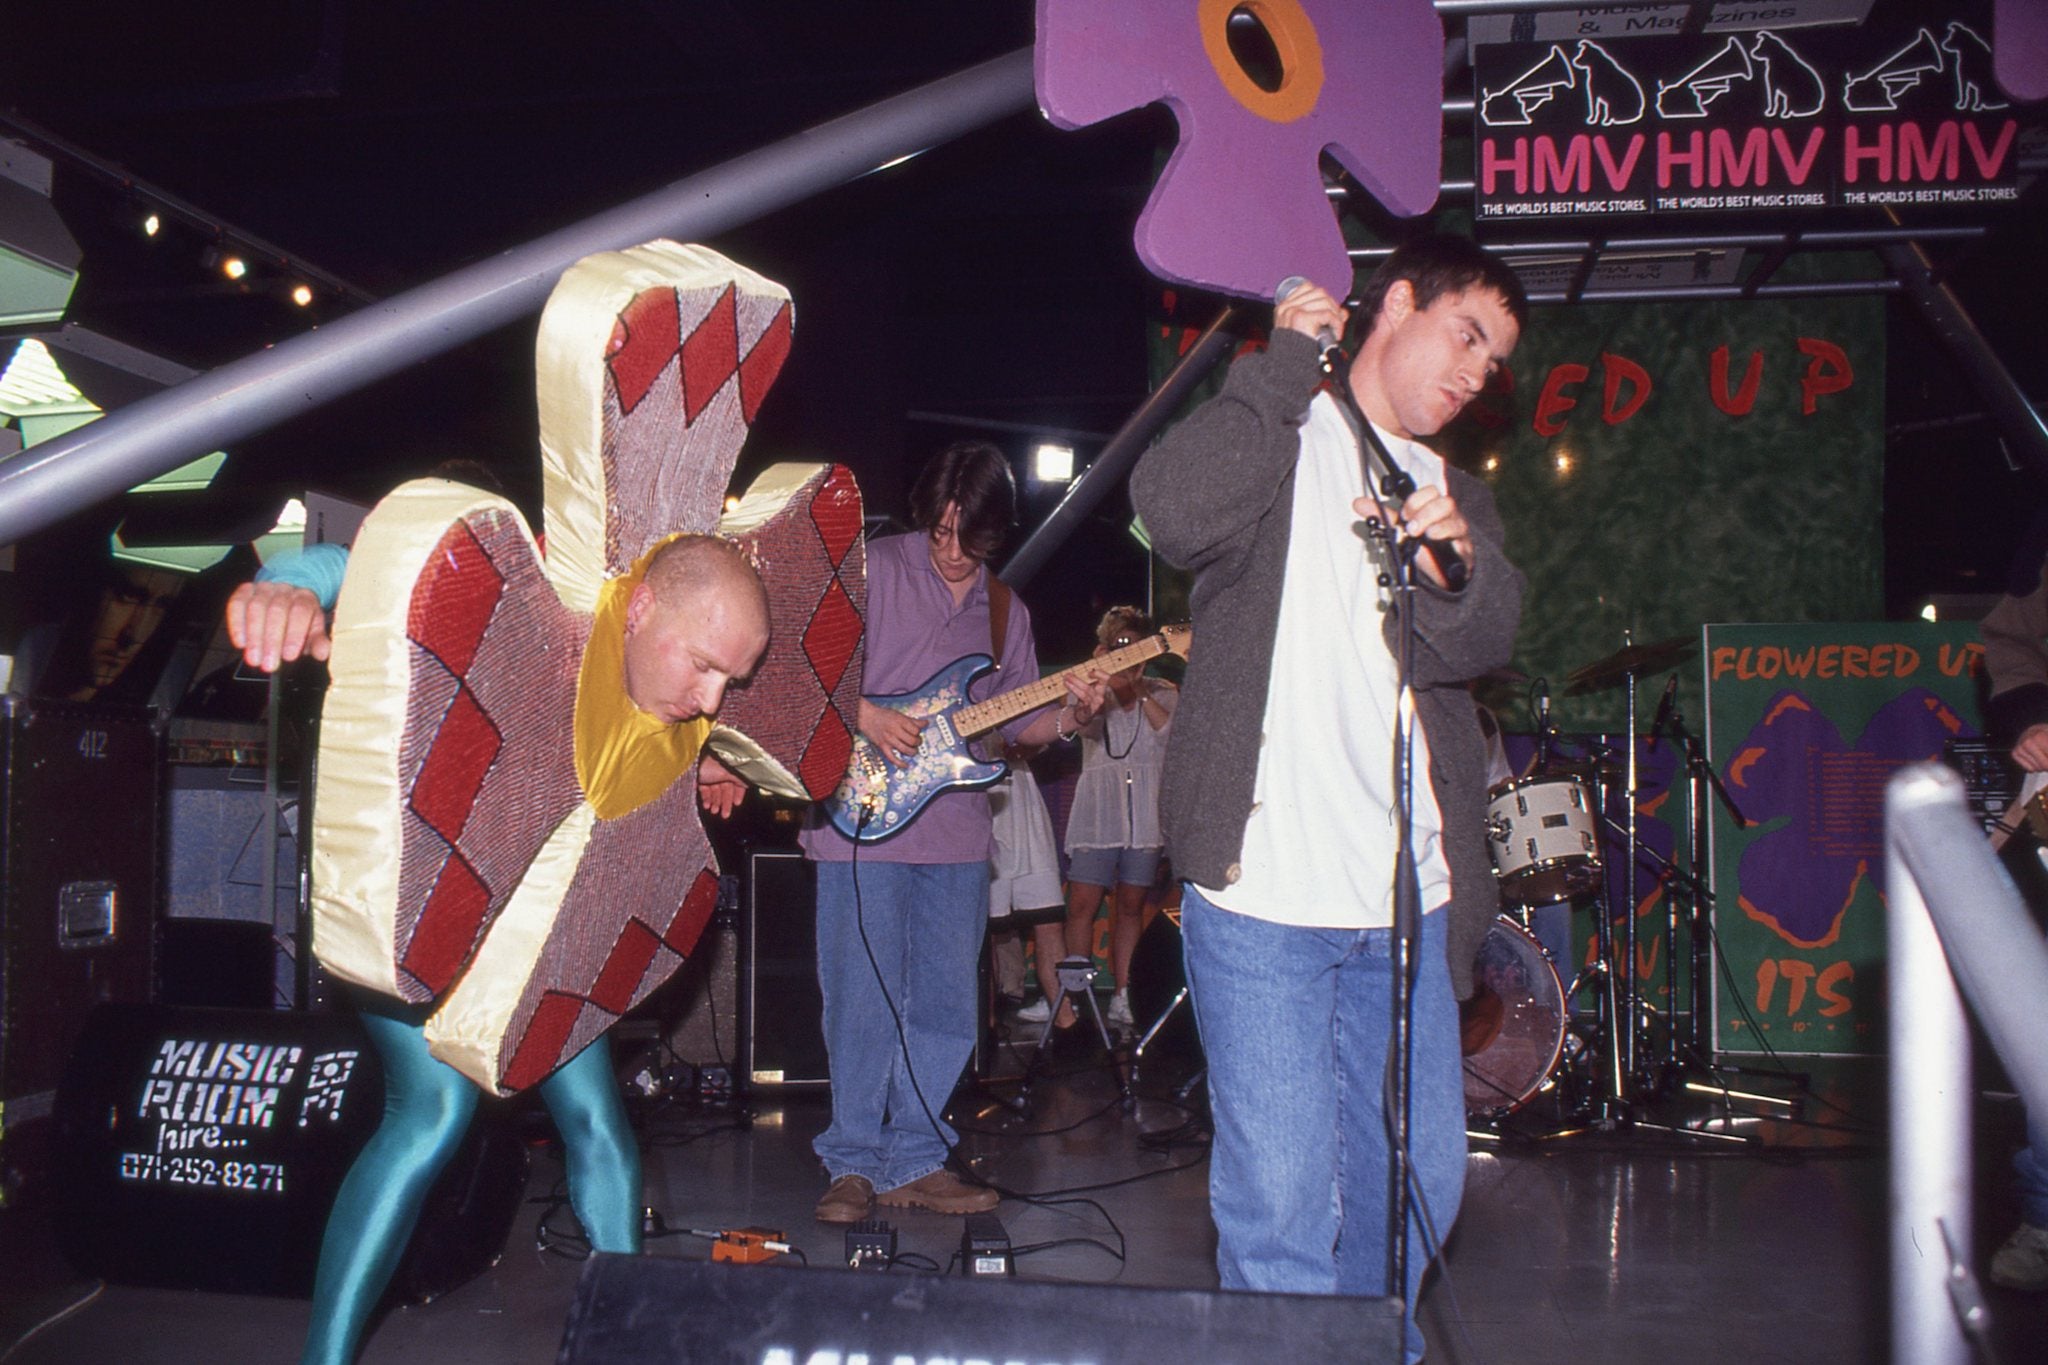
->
xmin=960 ymin=1212 xmax=1013 ymax=1277
xmin=846 ymin=1218 xmax=896 ymax=1269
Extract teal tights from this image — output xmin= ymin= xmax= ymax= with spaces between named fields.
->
xmin=300 ymin=996 xmax=641 ymax=1365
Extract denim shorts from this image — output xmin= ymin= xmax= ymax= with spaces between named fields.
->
xmin=1066 ymin=844 xmax=1163 ymax=889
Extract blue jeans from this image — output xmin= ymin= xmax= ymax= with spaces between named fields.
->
xmin=1181 ymin=886 xmax=1465 ymax=1364
xmin=2019 ymin=1138 xmax=2048 ymax=1229
xmin=812 ymin=859 xmax=990 ymax=1191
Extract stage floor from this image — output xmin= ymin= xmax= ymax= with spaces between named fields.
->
xmin=3 ymin=1015 xmax=2043 ymax=1364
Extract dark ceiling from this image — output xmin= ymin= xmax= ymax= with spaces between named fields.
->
xmin=2 ymin=0 xmax=2045 ymax=649
xmin=0 ymin=1 xmax=1178 ymax=658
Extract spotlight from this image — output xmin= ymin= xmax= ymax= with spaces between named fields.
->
xmin=290 ymin=283 xmax=314 ymax=307
xmin=142 ymin=212 xmax=161 ymax=238
xmin=221 ymin=255 xmax=248 ymax=281
xmin=1032 ymin=442 xmax=1075 ymax=484
xmin=1919 ymin=603 xmax=1938 ymax=623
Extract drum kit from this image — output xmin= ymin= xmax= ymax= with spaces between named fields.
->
xmin=1461 ymin=633 xmax=1756 ymax=1137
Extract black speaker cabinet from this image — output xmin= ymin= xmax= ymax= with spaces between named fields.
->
xmin=0 ymin=697 xmax=161 ymax=1171
xmin=51 ymin=1003 xmax=527 ymax=1301
xmin=558 ymin=1254 xmax=1404 ymax=1364
xmin=741 ymin=849 xmax=828 ymax=1088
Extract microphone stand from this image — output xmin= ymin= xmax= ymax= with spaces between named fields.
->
xmin=1327 ymin=365 xmax=1430 ymax=1318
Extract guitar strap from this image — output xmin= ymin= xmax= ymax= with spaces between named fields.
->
xmin=987 ymin=573 xmax=1017 ymax=763
xmin=987 ymin=573 xmax=1012 ymax=665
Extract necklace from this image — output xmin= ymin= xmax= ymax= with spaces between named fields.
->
xmin=1103 ymin=694 xmax=1141 ymax=761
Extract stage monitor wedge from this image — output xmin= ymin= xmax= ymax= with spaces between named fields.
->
xmin=559 ymin=1253 xmax=1402 ymax=1364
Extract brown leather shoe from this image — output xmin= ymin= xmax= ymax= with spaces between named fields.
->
xmin=875 ymin=1169 xmax=998 ymax=1214
xmin=815 ymin=1173 xmax=875 ymax=1224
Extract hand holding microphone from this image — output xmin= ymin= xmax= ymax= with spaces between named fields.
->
xmin=1273 ymin=275 xmax=1347 ymax=366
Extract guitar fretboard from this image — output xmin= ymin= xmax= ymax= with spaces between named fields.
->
xmin=950 ymin=632 xmax=1175 ymax=740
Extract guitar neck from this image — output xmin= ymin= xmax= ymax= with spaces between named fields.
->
xmin=951 ymin=635 xmax=1170 ymax=740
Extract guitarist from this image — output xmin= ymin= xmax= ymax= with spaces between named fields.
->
xmin=802 ymin=441 xmax=1107 ymax=1225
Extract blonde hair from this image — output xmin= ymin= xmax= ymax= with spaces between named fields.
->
xmin=1094 ymin=605 xmax=1152 ymax=650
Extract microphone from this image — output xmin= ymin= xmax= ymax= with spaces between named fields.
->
xmin=1648 ymin=674 xmax=1679 ymax=748
xmin=1534 ymin=679 xmax=1551 ymax=772
xmin=1279 ymin=276 xmax=1468 ymax=591
xmin=1273 ymin=275 xmax=1342 ymax=363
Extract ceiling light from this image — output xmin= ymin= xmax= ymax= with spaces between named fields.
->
xmin=291 ymin=283 xmax=313 ymax=307
xmin=1033 ymin=442 xmax=1075 ymax=483
xmin=220 ymin=255 xmax=247 ymax=280
xmin=142 ymin=212 xmax=161 ymax=237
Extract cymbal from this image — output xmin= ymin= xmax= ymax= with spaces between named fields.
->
xmin=1545 ymin=754 xmax=1623 ymax=780
xmin=1564 ymin=636 xmax=1694 ymax=695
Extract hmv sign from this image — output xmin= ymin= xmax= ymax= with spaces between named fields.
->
xmin=1472 ymin=5 xmax=2035 ymax=221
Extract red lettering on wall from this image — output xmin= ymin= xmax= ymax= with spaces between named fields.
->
xmin=1601 ymin=352 xmax=1651 ymax=424
xmin=1709 ymin=345 xmax=1764 ymax=416
xmin=1816 ymin=962 xmax=1853 ymax=1018
xmin=1533 ymin=363 xmax=1589 ymax=437
xmin=1796 ymin=338 xmax=1852 ymax=415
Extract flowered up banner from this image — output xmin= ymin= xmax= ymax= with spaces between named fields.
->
xmin=1472 ymin=0 xmax=2033 ymax=222
xmin=1704 ymin=622 xmax=1985 ymax=1055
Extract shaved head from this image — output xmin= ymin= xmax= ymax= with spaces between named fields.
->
xmin=622 ymin=534 xmax=770 ymax=724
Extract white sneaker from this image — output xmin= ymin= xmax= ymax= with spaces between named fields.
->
xmin=1106 ymin=990 xmax=1133 ymax=1028
xmin=1991 ymin=1221 xmax=2048 ymax=1292
xmin=1015 ymin=996 xmax=1052 ymax=1024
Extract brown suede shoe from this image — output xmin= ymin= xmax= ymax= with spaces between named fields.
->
xmin=814 ymin=1174 xmax=875 ymax=1224
xmin=875 ymin=1169 xmax=998 ymax=1214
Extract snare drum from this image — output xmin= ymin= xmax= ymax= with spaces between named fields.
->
xmin=1484 ymin=775 xmax=1602 ymax=906
xmin=1460 ymin=916 xmax=1567 ymax=1117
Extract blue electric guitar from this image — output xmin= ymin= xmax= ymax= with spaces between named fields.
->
xmin=823 ymin=624 xmax=1192 ymax=841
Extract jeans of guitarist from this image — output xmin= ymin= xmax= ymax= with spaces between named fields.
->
xmin=799 ymin=531 xmax=1043 ymax=1194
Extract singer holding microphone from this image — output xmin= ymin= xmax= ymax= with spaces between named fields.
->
xmin=1130 ymin=233 xmax=1527 ymax=1364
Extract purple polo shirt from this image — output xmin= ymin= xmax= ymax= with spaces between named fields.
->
xmin=802 ymin=532 xmax=1042 ymax=865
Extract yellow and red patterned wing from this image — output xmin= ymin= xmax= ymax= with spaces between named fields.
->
xmin=711 ymin=462 xmax=867 ymax=801
xmin=312 ymin=480 xmax=586 ymax=1004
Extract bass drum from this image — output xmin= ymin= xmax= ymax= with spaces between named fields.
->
xmin=1459 ymin=916 xmax=1567 ymax=1117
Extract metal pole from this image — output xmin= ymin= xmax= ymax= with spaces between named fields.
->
xmin=1884 ymin=763 xmax=1978 ymax=1365
xmin=1001 ymin=306 xmax=1241 ymax=589
xmin=0 ymin=48 xmax=1037 ymax=547
xmin=1878 ymin=231 xmax=2048 ymax=483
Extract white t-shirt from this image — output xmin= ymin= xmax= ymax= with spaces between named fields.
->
xmin=1203 ymin=393 xmax=1452 ymax=928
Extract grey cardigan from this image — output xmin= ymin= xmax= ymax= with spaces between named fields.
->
xmin=1130 ymin=330 xmax=1525 ymax=1000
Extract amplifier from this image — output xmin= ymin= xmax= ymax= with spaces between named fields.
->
xmin=52 ymin=1003 xmax=526 ymax=1301
xmin=0 ymin=697 xmax=161 ymax=1180
xmin=741 ymin=849 xmax=828 ymax=1088
xmin=1945 ymin=739 xmax=2024 ymax=835
xmin=558 ymin=1254 xmax=1403 ymax=1364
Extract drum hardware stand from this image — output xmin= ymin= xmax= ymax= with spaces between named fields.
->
xmin=1664 ymin=706 xmax=1807 ymax=1126
xmin=1015 ymin=956 xmax=1132 ymax=1108
xmin=1535 ymin=639 xmax=1755 ymax=1144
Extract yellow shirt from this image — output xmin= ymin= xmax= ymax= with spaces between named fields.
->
xmin=573 ymin=538 xmax=710 ymax=820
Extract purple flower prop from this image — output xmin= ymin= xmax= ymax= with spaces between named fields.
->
xmin=1036 ymin=0 xmax=1443 ymax=301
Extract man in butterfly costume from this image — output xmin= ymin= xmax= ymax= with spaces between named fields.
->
xmin=228 ymin=240 xmax=866 ymax=1364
